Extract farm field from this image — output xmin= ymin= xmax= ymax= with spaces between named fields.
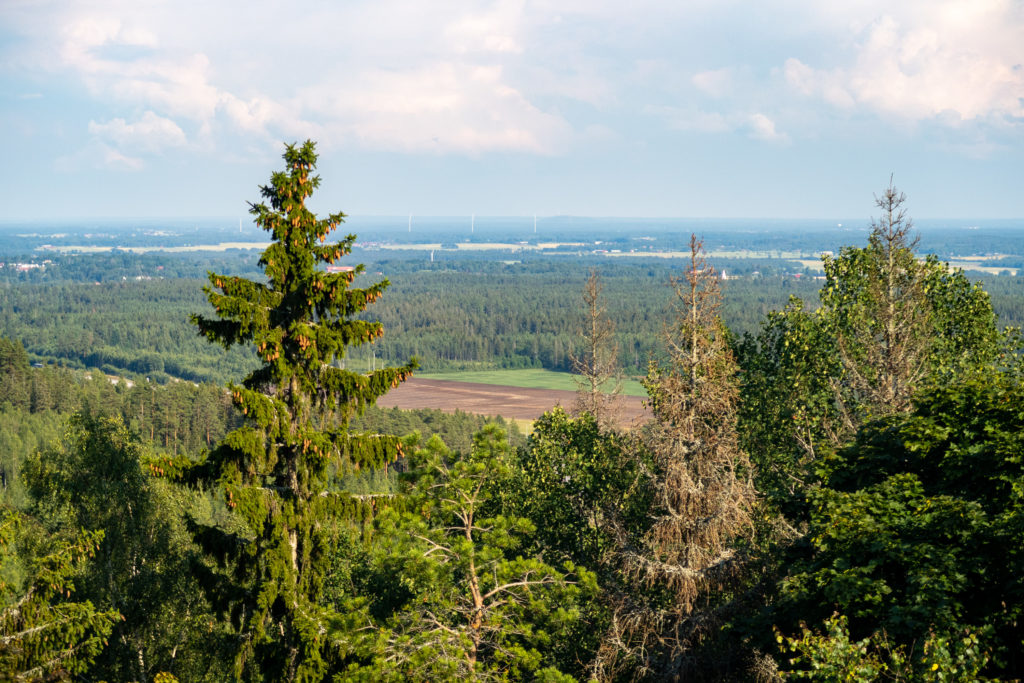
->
xmin=376 ymin=377 xmax=649 ymax=429
xmin=417 ymin=368 xmax=647 ymax=396
xmin=794 ymin=255 xmax=1020 ymax=276
xmin=37 ymin=241 xmax=273 ymax=253
xmin=373 ymin=242 xmax=589 ymax=252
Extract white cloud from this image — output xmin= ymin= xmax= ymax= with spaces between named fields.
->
xmin=303 ymin=63 xmax=571 ymax=155
xmin=6 ymin=0 xmax=1022 ymax=164
xmin=444 ymin=2 xmax=524 ymax=55
xmin=650 ymin=105 xmax=731 ymax=134
xmin=55 ymin=140 xmax=144 ymax=172
xmin=650 ymin=105 xmax=789 ymax=143
xmin=783 ymin=4 xmax=1024 ymax=123
xmin=24 ymin=1 xmax=575 ymax=156
xmin=88 ymin=111 xmax=186 ymax=152
xmin=692 ymin=67 xmax=735 ymax=98
xmin=783 ymin=59 xmax=856 ymax=108
xmin=746 ymin=113 xmax=788 ymax=143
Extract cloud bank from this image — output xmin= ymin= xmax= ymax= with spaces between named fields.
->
xmin=1 ymin=0 xmax=1021 ymax=168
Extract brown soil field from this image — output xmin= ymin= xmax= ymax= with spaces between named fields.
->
xmin=376 ymin=378 xmax=650 ymax=428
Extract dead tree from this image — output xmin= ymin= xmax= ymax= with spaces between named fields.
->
xmin=597 ymin=235 xmax=757 ymax=680
xmin=571 ymin=268 xmax=623 ymax=429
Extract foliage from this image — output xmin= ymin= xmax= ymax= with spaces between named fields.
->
xmin=0 ymin=509 xmax=119 ymax=682
xmin=1 ymin=181 xmax=1023 ymax=682
xmin=603 ymin=235 xmax=758 ymax=680
xmin=738 ymin=183 xmax=1000 ymax=515
xmin=0 ymin=281 xmax=260 ymax=385
xmin=23 ymin=414 xmax=228 ymax=681
xmin=778 ymin=369 xmax=1024 ymax=677
xmin=822 ymin=183 xmax=932 ymax=424
xmin=355 ymin=426 xmax=592 ymax=681
xmin=1 ymin=251 xmax=841 ymax=381
xmin=507 ymin=408 xmax=646 ymax=678
xmin=188 ymin=141 xmax=414 ymax=680
xmin=0 ymin=409 xmax=65 ymax=510
xmin=778 ymin=614 xmax=990 ymax=682
xmin=0 ymin=338 xmax=31 ymax=411
xmin=736 ymin=299 xmax=840 ymax=513
xmin=350 ymin=404 xmax=526 ymax=455
xmin=511 ymin=408 xmax=642 ymax=572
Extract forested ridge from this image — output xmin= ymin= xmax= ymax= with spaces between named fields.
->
xmin=2 ymin=143 xmax=1022 ymax=681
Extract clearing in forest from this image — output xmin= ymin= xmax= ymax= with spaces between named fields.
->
xmin=376 ymin=377 xmax=649 ymax=428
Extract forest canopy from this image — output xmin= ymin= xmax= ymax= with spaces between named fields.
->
xmin=1 ymin=146 xmax=1022 ymax=681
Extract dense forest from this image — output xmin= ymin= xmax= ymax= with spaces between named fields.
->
xmin=2 ymin=143 xmax=1023 ymax=681
xmin=3 ymin=253 xmax=1022 ymax=384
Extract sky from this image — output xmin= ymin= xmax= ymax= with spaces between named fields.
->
xmin=0 ymin=0 xmax=1022 ymax=220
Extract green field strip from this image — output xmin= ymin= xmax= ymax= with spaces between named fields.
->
xmin=415 ymin=368 xmax=647 ymax=397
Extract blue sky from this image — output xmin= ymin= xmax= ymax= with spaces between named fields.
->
xmin=1 ymin=0 xmax=1022 ymax=220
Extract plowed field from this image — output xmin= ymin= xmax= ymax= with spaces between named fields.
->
xmin=376 ymin=378 xmax=649 ymax=427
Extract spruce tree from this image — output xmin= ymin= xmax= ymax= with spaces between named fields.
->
xmin=640 ymin=236 xmax=755 ymax=599
xmin=823 ymin=179 xmax=999 ymax=432
xmin=605 ymin=235 xmax=757 ymax=679
xmin=0 ymin=511 xmax=118 ymax=681
xmin=824 ymin=180 xmax=931 ymax=427
xmin=571 ymin=269 xmax=623 ymax=429
xmin=190 ymin=140 xmax=415 ymax=680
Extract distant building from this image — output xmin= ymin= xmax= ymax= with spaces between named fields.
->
xmin=327 ymin=265 xmax=355 ymax=273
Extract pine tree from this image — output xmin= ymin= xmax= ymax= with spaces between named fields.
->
xmin=190 ymin=141 xmax=415 ymax=681
xmin=364 ymin=427 xmax=591 ymax=681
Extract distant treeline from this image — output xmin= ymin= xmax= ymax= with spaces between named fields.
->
xmin=3 ymin=218 xmax=1022 ymax=257
xmin=3 ymin=253 xmax=1021 ymax=385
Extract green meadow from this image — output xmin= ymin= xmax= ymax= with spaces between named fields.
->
xmin=416 ymin=368 xmax=648 ymax=397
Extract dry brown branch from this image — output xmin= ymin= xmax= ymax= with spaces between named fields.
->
xmin=597 ymin=235 xmax=758 ymax=679
xmin=572 ymin=268 xmax=623 ymax=429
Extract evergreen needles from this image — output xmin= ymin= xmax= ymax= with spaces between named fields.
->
xmin=190 ymin=141 xmax=416 ymax=680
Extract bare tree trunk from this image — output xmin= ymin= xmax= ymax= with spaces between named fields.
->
xmin=571 ymin=268 xmax=623 ymax=429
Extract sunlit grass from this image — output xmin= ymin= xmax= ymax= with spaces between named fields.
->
xmin=416 ymin=368 xmax=647 ymax=397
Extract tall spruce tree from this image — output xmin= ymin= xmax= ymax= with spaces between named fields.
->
xmin=190 ymin=141 xmax=415 ymax=681
xmin=824 ymin=180 xmax=931 ymax=429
